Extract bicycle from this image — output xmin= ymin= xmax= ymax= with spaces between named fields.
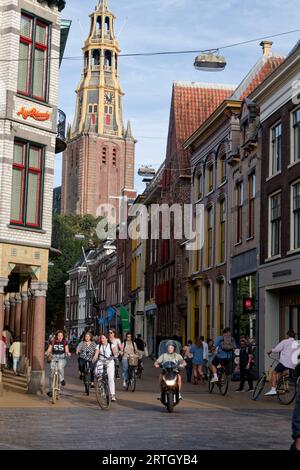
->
xmin=95 ymin=360 xmax=111 ymax=410
xmin=252 ymin=355 xmax=300 ymax=405
xmin=208 ymin=361 xmax=229 ymax=396
xmin=50 ymin=358 xmax=61 ymax=404
xmin=126 ymin=355 xmax=139 ymax=391
xmin=83 ymin=359 xmax=93 ymax=396
xmin=136 ymin=358 xmax=144 ymax=379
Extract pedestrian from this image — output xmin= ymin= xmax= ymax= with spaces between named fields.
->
xmin=45 ymin=330 xmax=71 ymax=397
xmin=120 ymin=332 xmax=139 ymax=388
xmin=9 ymin=336 xmax=24 ymax=376
xmin=76 ymin=332 xmax=97 ymax=386
xmin=93 ymin=333 xmax=117 ymax=401
xmin=108 ymin=328 xmax=122 ymax=379
xmin=0 ymin=334 xmax=6 ymax=372
xmin=291 ymin=390 xmax=300 ymax=450
xmin=190 ymin=337 xmax=205 ymax=384
xmin=200 ymin=336 xmax=209 ymax=379
xmin=235 ymin=337 xmax=254 ymax=392
xmin=3 ymin=326 xmax=13 ymax=369
xmin=182 ymin=340 xmax=193 ymax=383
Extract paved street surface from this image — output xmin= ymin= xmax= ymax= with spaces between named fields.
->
xmin=0 ymin=357 xmax=295 ymax=450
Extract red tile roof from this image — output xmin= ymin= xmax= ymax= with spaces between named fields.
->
xmin=231 ymin=56 xmax=285 ymax=101
xmin=169 ymin=82 xmax=235 ymax=169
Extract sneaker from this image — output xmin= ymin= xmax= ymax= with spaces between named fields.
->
xmin=210 ymin=377 xmax=218 ymax=383
xmin=47 ymin=391 xmax=52 ymax=397
xmin=235 ymin=389 xmax=244 ymax=392
xmin=79 ymin=374 xmax=83 ymax=381
xmin=90 ymin=383 xmax=94 ymax=389
xmin=61 ymin=380 xmax=66 ymax=386
xmin=179 ymin=394 xmax=183 ymax=400
xmin=265 ymin=389 xmax=277 ymax=396
xmin=123 ymin=380 xmax=127 ymax=388
xmin=111 ymin=395 xmax=116 ymax=401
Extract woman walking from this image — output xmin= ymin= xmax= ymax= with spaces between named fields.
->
xmin=190 ymin=337 xmax=205 ymax=384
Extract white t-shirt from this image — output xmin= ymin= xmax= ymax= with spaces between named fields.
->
xmin=111 ymin=338 xmax=122 ymax=354
xmin=96 ymin=343 xmax=114 ymax=361
xmin=272 ymin=338 xmax=300 ymax=369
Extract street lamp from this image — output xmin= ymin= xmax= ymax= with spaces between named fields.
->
xmin=194 ymin=50 xmax=227 ymax=71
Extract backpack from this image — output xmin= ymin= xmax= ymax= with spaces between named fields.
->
xmin=221 ymin=335 xmax=234 ymax=352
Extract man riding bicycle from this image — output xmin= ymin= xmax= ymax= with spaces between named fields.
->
xmin=210 ymin=328 xmax=236 ymax=383
xmin=265 ymin=329 xmax=300 ymax=396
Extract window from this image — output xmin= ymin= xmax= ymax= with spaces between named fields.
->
xmin=18 ymin=14 xmax=50 ymax=101
xmin=219 ymin=199 xmax=226 ymax=263
xmin=219 ymin=156 xmax=226 ymax=185
xmin=270 ymin=192 xmax=281 ymax=257
xmin=196 ymin=172 xmax=202 ymax=200
xmin=292 ymin=182 xmax=300 ymax=249
xmin=11 ymin=141 xmax=44 ymax=228
xmin=205 ymin=284 xmax=211 ymax=340
xmin=102 ymin=147 xmax=107 ymax=164
xmin=207 ymin=163 xmax=214 ymax=193
xmin=248 ymin=173 xmax=256 ymax=238
xmin=207 ymin=206 xmax=213 ymax=267
xmin=218 ymin=281 xmax=225 ymax=333
xmin=270 ymin=123 xmax=282 ymax=175
xmin=292 ymin=109 xmax=300 ymax=162
xmin=236 ymin=182 xmax=244 ymax=243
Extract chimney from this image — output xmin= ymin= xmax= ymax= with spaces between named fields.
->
xmin=260 ymin=40 xmax=273 ymax=56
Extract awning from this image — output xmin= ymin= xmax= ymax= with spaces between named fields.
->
xmin=119 ymin=305 xmax=130 ymax=333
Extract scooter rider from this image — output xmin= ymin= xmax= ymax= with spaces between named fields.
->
xmin=154 ymin=341 xmax=186 ymax=399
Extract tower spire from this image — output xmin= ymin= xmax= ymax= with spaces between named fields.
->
xmin=97 ymin=0 xmax=109 ymax=11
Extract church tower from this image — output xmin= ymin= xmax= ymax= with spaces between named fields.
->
xmin=61 ymin=0 xmax=136 ymax=219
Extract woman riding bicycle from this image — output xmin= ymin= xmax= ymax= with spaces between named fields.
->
xmin=46 ymin=330 xmax=71 ymax=397
xmin=120 ymin=332 xmax=139 ymax=388
xmin=93 ymin=334 xmax=117 ymax=401
xmin=76 ymin=332 xmax=97 ymax=387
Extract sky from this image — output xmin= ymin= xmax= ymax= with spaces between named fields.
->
xmin=56 ymin=0 xmax=300 ymax=193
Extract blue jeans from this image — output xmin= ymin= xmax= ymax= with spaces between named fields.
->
xmin=122 ymin=357 xmax=129 ymax=381
xmin=13 ymin=357 xmax=21 ymax=373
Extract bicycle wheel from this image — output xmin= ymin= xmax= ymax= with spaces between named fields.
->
xmin=95 ymin=378 xmax=110 ymax=410
xmin=130 ymin=372 xmax=136 ymax=392
xmin=84 ymin=369 xmax=91 ymax=396
xmin=251 ymin=374 xmax=267 ymax=401
xmin=137 ymin=365 xmax=142 ymax=379
xmin=166 ymin=391 xmax=174 ymax=413
xmin=277 ymin=376 xmax=297 ymax=405
xmin=52 ymin=371 xmax=59 ymax=404
xmin=218 ymin=371 xmax=229 ymax=396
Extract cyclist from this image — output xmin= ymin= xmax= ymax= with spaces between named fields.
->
xmin=210 ymin=328 xmax=236 ymax=383
xmin=265 ymin=330 xmax=300 ymax=396
xmin=46 ymin=330 xmax=71 ymax=397
xmin=108 ymin=329 xmax=122 ymax=379
xmin=120 ymin=332 xmax=139 ymax=388
xmin=154 ymin=341 xmax=186 ymax=399
xmin=93 ymin=334 xmax=117 ymax=401
xmin=76 ymin=332 xmax=96 ymax=387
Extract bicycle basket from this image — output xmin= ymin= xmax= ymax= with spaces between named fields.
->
xmin=128 ymin=355 xmax=139 ymax=367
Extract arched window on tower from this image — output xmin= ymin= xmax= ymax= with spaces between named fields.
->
xmin=96 ymin=16 xmax=102 ymax=37
xmin=104 ymin=51 xmax=112 ymax=71
xmin=105 ymin=17 xmax=110 ymax=33
xmin=112 ymin=148 xmax=117 ymax=166
xmin=92 ymin=49 xmax=100 ymax=68
xmin=102 ymin=147 xmax=107 ymax=164
xmin=84 ymin=51 xmax=89 ymax=72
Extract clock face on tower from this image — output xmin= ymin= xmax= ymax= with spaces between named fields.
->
xmin=104 ymin=91 xmax=114 ymax=104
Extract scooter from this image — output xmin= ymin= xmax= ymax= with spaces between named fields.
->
xmin=159 ymin=361 xmax=180 ymax=413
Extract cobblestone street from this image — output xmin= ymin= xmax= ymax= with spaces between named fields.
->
xmin=0 ymin=357 xmax=295 ymax=450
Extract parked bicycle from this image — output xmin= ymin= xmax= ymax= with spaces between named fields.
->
xmin=208 ymin=361 xmax=229 ymax=396
xmin=95 ymin=360 xmax=111 ymax=410
xmin=252 ymin=355 xmax=300 ymax=405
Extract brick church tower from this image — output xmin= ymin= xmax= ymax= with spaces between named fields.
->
xmin=61 ymin=0 xmax=136 ymax=219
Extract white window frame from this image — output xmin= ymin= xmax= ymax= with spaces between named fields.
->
xmin=269 ymin=122 xmax=282 ymax=177
xmin=268 ymin=190 xmax=282 ymax=258
xmin=290 ymin=107 xmax=300 ymax=164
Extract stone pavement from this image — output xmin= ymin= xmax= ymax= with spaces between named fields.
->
xmin=0 ymin=356 xmax=296 ymax=450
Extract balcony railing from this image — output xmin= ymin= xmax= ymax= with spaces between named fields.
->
xmin=56 ymin=109 xmax=67 ymax=154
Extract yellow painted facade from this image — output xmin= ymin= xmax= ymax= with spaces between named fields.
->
xmin=0 ymin=242 xmax=49 ymax=281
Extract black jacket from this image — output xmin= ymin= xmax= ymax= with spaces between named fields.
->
xmin=292 ymin=390 xmax=300 ymax=440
